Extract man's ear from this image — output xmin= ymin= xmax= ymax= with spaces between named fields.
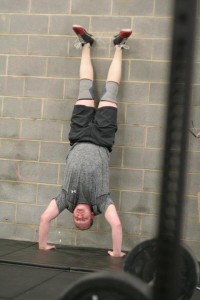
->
xmin=91 ymin=212 xmax=94 ymax=219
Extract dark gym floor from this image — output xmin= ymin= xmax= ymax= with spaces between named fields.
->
xmin=0 ymin=238 xmax=199 ymax=300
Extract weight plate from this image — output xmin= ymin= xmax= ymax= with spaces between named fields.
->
xmin=59 ymin=271 xmax=152 ymax=300
xmin=124 ymin=239 xmax=199 ymax=300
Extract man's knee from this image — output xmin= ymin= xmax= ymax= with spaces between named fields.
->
xmin=78 ymin=79 xmax=94 ymax=100
xmin=100 ymin=81 xmax=119 ymax=103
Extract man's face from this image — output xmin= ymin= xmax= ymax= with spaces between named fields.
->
xmin=73 ymin=204 xmax=94 ymax=230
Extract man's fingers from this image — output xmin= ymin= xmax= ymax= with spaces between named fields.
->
xmin=108 ymin=250 xmax=126 ymax=257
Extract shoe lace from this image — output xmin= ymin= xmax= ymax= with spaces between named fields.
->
xmin=120 ymin=44 xmax=130 ymax=50
xmin=74 ymin=38 xmax=82 ymax=49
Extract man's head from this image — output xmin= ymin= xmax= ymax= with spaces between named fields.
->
xmin=73 ymin=204 xmax=94 ymax=230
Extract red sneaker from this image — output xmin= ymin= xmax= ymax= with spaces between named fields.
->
xmin=72 ymin=25 xmax=95 ymax=47
xmin=113 ymin=29 xmax=132 ymax=49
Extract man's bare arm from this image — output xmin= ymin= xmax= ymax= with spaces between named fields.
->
xmin=105 ymin=204 xmax=126 ymax=257
xmin=39 ymin=199 xmax=59 ymax=250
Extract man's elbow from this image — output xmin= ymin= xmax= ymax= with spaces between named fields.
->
xmin=112 ymin=220 xmax=122 ymax=230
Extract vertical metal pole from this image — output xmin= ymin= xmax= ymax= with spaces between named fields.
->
xmin=154 ymin=1 xmax=197 ymax=300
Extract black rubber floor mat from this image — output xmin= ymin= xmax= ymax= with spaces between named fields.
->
xmin=0 ymin=263 xmax=61 ymax=298
xmin=0 ymin=239 xmax=34 ymax=257
xmin=1 ymin=243 xmax=124 ymax=272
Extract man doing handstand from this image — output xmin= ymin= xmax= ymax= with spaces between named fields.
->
xmin=39 ymin=25 xmax=132 ymax=257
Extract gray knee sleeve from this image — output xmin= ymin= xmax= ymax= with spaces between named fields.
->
xmin=78 ymin=79 xmax=94 ymax=100
xmin=100 ymin=81 xmax=119 ymax=103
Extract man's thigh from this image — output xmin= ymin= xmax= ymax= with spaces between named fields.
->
xmin=68 ymin=105 xmax=95 ymax=143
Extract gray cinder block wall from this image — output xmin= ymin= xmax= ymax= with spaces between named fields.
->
xmin=0 ymin=0 xmax=200 ymax=258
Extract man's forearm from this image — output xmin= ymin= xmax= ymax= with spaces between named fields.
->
xmin=38 ymin=219 xmax=50 ymax=249
xmin=111 ymin=223 xmax=123 ymax=255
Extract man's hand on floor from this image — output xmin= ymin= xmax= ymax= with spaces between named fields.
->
xmin=39 ymin=243 xmax=56 ymax=251
xmin=108 ymin=250 xmax=126 ymax=257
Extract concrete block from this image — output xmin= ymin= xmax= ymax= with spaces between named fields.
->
xmin=123 ymin=147 xmax=163 ymax=170
xmin=192 ymin=84 xmax=200 ymax=105
xmin=76 ymin=230 xmax=112 ymax=249
xmin=184 ymin=241 xmax=200 ymax=261
xmin=3 ymin=98 xmax=42 ymax=119
xmin=28 ymin=36 xmax=68 ymax=56
xmin=115 ymin=125 xmax=145 ymax=147
xmin=194 ymin=40 xmax=200 ymax=62
xmin=16 ymin=204 xmax=44 ymax=225
xmin=0 ymin=203 xmax=16 ymax=223
xmin=21 ymin=119 xmax=62 ymax=141
xmin=152 ymin=39 xmax=171 ymax=60
xmin=149 ymin=83 xmax=169 ymax=104
xmin=0 ymin=14 xmax=10 ymax=33
xmin=120 ymin=213 xmax=141 ymax=235
xmin=186 ymin=173 xmax=200 ymax=196
xmin=143 ymin=170 xmax=161 ymax=193
xmin=24 ymin=77 xmax=64 ymax=99
xmin=120 ymin=191 xmax=159 ymax=214
xmin=10 ymin=14 xmax=48 ymax=34
xmin=110 ymin=168 xmax=143 ymax=190
xmin=109 ymin=146 xmax=122 ymax=167
xmin=118 ymin=82 xmax=150 ymax=103
xmin=18 ymin=161 xmax=59 ymax=184
xmin=8 ymin=56 xmax=47 ymax=76
xmin=0 ymin=181 xmax=37 ymax=203
xmin=126 ymin=104 xmax=165 ymax=126
xmin=193 ymin=62 xmax=200 ymax=84
xmin=0 ymin=139 xmax=39 ymax=161
xmin=187 ymin=151 xmax=200 ymax=172
xmin=141 ymin=214 xmax=158 ymax=236
xmin=30 ymin=0 xmax=70 ymax=13
xmin=0 ymin=55 xmax=6 ymax=75
xmin=47 ymin=57 xmax=80 ymax=78
xmin=146 ymin=127 xmax=165 ymax=148
xmin=43 ymin=99 xmax=74 ymax=121
xmin=0 ymin=224 xmax=35 ymax=241
xmin=0 ymin=0 xmax=29 ymax=13
xmin=71 ymin=0 xmax=112 ymax=15
xmin=117 ymin=103 xmax=126 ymax=124
xmin=133 ymin=17 xmax=172 ymax=38
xmin=0 ymin=118 xmax=20 ymax=138
xmin=0 ymin=76 xmax=24 ymax=97
xmin=61 ymin=121 xmax=71 ymax=142
xmin=130 ymin=60 xmax=170 ymax=82
xmin=154 ymin=0 xmax=174 ymax=16
xmin=191 ymin=106 xmax=200 ymax=127
xmin=76 ymin=230 xmax=112 ymax=250
xmin=184 ymin=196 xmax=199 ymax=218
xmin=122 ymin=235 xmax=143 ymax=252
xmin=188 ymin=133 xmax=200 ymax=152
xmin=37 ymin=184 xmax=61 ymax=205
xmin=0 ymin=35 xmax=28 ymax=54
xmin=64 ymin=79 xmax=79 ymax=100
xmin=112 ymin=0 xmax=154 ymax=16
xmin=183 ymin=218 xmax=200 ymax=240
xmin=0 ymin=160 xmax=21 ymax=181
xmin=40 ymin=142 xmax=69 ymax=163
